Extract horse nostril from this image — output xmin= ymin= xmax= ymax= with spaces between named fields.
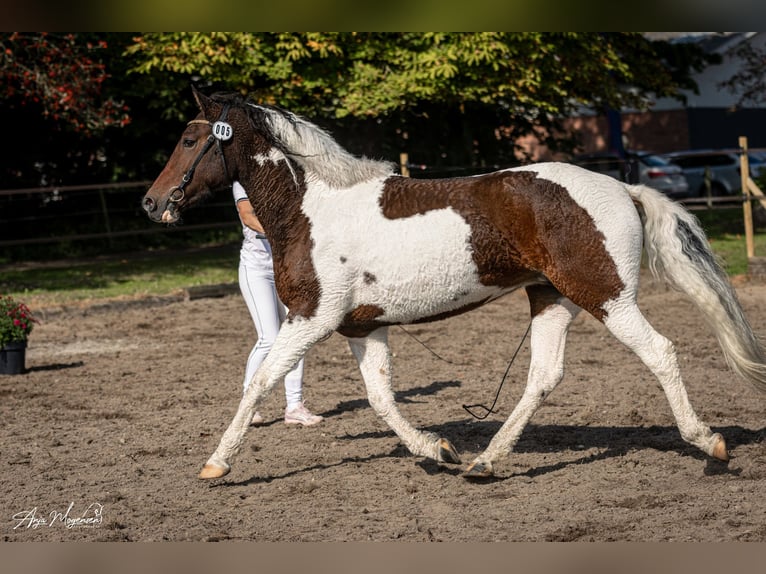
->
xmin=142 ymin=196 xmax=155 ymax=213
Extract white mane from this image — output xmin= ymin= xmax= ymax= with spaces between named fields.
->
xmin=253 ymin=104 xmax=395 ymax=189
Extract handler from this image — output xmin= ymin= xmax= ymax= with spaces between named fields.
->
xmin=233 ymin=180 xmax=323 ymax=427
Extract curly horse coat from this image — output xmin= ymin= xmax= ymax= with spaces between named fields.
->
xmin=142 ymin=89 xmax=766 ymax=479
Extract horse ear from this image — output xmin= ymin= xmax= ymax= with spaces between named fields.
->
xmin=191 ymin=85 xmax=214 ymax=117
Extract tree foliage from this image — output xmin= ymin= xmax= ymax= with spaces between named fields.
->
xmin=124 ymin=32 xmax=712 ymax=167
xmin=718 ymin=39 xmax=766 ymax=107
xmin=0 ymin=33 xmax=190 ymax=187
xmin=0 ymin=32 xmax=130 ymax=135
xmin=0 ymin=32 xmax=712 ymax=188
xmin=126 ymin=32 xmax=695 ymax=120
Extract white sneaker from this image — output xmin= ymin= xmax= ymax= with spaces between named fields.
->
xmin=250 ymin=411 xmax=264 ymax=425
xmin=284 ymin=403 xmax=323 ymax=426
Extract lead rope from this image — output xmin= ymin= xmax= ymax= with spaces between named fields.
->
xmin=462 ymin=321 xmax=531 ymax=420
xmin=397 ymin=325 xmax=455 ymax=364
xmin=397 ymin=320 xmax=531 ymax=421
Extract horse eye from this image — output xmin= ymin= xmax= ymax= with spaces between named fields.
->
xmin=183 ymin=139 xmax=195 ymax=148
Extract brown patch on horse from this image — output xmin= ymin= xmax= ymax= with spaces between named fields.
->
xmin=409 ymin=299 xmax=491 ymax=325
xmin=337 ymin=298 xmax=495 ymax=338
xmin=248 ymin=151 xmax=320 ymax=321
xmin=526 ymin=285 xmax=566 ymax=318
xmin=412 ymin=299 xmax=498 ymax=330
xmin=270 ymin=207 xmax=321 ymax=322
xmin=380 ymin=171 xmax=624 ymax=321
xmin=363 ymin=271 xmax=377 ymax=284
xmin=215 ymin=105 xmax=322 ymax=322
xmin=337 ymin=304 xmax=387 ymax=338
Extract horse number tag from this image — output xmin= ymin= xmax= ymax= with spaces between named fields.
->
xmin=212 ymin=121 xmax=233 ymax=141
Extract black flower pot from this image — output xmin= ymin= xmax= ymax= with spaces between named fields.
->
xmin=0 ymin=340 xmax=26 ymax=375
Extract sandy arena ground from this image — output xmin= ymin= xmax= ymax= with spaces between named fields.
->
xmin=2 ymin=274 xmax=766 ymax=541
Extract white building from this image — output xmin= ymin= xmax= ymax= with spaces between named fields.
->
xmin=540 ymin=32 xmax=766 ymax=160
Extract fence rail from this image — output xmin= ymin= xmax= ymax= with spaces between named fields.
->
xmin=0 ymin=170 xmax=761 ymax=250
xmin=0 ymin=180 xmax=153 ymax=196
xmin=0 ymin=180 xmax=240 ymax=250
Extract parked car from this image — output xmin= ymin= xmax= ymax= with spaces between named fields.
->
xmin=572 ymin=151 xmax=690 ymax=199
xmin=660 ymin=150 xmax=743 ymax=197
xmin=634 ymin=153 xmax=691 ymax=199
xmin=748 ymin=150 xmax=766 ymax=179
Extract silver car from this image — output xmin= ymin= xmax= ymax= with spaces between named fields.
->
xmin=660 ymin=150 xmax=742 ymax=197
xmin=633 ymin=152 xmax=690 ymax=199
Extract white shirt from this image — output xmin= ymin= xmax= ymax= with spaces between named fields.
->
xmin=233 ymin=181 xmax=274 ymax=271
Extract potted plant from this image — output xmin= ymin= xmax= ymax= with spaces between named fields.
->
xmin=0 ymin=294 xmax=38 ymax=375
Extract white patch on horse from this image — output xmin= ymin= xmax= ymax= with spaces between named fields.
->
xmin=251 ymin=149 xmax=287 ymax=166
xmin=251 ymin=148 xmax=298 ymax=184
xmin=301 ymin=177 xmax=507 ymax=324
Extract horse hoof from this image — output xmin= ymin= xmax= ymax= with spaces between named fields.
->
xmin=199 ymin=462 xmax=231 ymax=479
xmin=463 ymin=460 xmax=493 ymax=479
xmin=711 ymin=433 xmax=729 ymax=462
xmin=438 ymin=438 xmax=461 ymax=464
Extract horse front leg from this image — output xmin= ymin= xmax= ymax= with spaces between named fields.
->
xmin=199 ymin=319 xmax=331 ymax=479
xmin=348 ymin=327 xmax=461 ymax=465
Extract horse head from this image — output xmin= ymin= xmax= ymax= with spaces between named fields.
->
xmin=142 ymin=87 xmax=249 ymax=224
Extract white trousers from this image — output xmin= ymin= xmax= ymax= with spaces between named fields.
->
xmin=238 ymin=263 xmax=304 ymax=409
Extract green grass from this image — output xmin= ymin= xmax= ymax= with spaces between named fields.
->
xmin=1 ymin=207 xmax=764 ymax=312
xmin=695 ymin=206 xmax=766 ymax=276
xmin=706 ymin=233 xmax=765 ymax=276
xmin=0 ymin=244 xmax=241 ymax=310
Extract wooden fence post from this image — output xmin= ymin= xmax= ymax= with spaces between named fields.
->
xmin=740 ymin=136 xmax=755 ymax=260
xmin=97 ymin=188 xmax=115 ymax=247
xmin=400 ymin=153 xmax=410 ymax=178
xmin=739 ymin=136 xmax=766 ymax=278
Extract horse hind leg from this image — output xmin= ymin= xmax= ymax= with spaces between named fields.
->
xmin=465 ymin=287 xmax=580 ymax=478
xmin=602 ymin=297 xmax=729 ymax=462
xmin=347 ymin=328 xmax=461 ymax=465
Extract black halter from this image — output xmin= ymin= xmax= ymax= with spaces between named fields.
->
xmin=169 ymin=103 xmax=233 ymax=204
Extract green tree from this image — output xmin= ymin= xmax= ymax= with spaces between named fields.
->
xmin=125 ymin=32 xmax=711 ymax=166
xmin=718 ymin=38 xmax=766 ymax=108
xmin=127 ymin=32 xmax=699 ymax=117
xmin=0 ymin=32 xmax=714 ymax=186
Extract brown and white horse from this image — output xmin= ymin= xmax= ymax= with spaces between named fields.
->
xmin=143 ymin=88 xmax=766 ymax=479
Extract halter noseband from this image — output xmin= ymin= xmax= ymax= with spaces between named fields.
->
xmin=170 ymin=103 xmax=233 ymax=203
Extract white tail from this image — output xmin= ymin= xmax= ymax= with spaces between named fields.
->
xmin=628 ymin=184 xmax=766 ymax=391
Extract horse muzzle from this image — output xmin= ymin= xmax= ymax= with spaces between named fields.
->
xmin=142 ymin=190 xmax=181 ymax=224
